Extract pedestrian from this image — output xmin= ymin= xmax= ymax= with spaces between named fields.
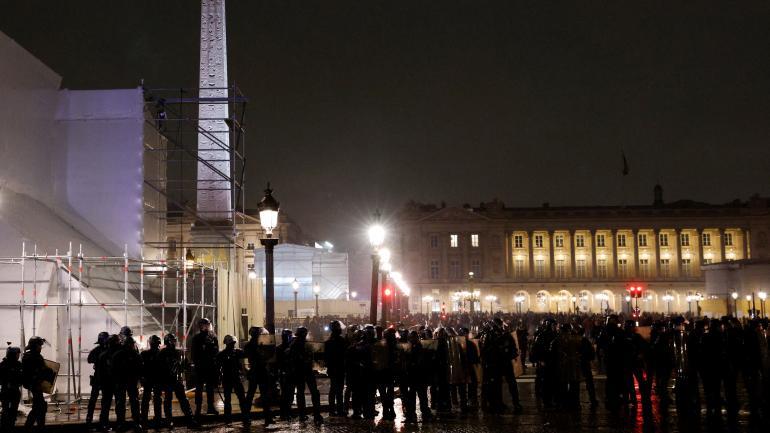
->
xmin=140 ymin=335 xmax=163 ymax=428
xmin=217 ymin=335 xmax=247 ymax=424
xmin=243 ymin=326 xmax=274 ymax=426
xmin=190 ymin=318 xmax=219 ymax=417
xmin=158 ymin=334 xmax=198 ymax=428
xmin=0 ymin=344 xmax=22 ymax=431
xmin=22 ymin=336 xmax=54 ymax=430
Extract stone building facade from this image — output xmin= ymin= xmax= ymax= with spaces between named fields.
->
xmin=395 ymin=190 xmax=770 ymax=315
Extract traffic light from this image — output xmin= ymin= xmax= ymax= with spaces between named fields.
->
xmin=384 ymin=287 xmax=392 ymax=297
xmin=627 ymin=285 xmax=644 ymax=299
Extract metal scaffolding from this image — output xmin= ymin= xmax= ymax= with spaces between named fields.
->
xmin=0 ymin=242 xmax=217 ymax=409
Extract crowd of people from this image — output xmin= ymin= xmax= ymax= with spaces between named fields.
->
xmin=1 ymin=311 xmax=769 ymax=431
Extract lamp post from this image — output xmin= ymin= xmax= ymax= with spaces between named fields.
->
xmin=368 ymin=216 xmax=385 ymax=324
xmin=485 ymin=295 xmax=497 ymax=313
xmin=731 ymin=292 xmax=738 ymax=316
xmin=686 ymin=295 xmax=693 ymax=316
xmin=745 ymin=295 xmax=753 ymax=317
xmin=625 ymin=295 xmax=632 ymax=315
xmin=759 ymin=291 xmax=767 ymax=317
xmin=258 ymin=184 xmax=280 ymax=335
xmin=313 ymin=283 xmax=321 ymax=317
xmin=571 ymin=296 xmax=577 ymax=313
xmin=423 ymin=295 xmax=434 ymax=315
xmin=467 ymin=272 xmax=476 ymax=313
xmin=292 ymin=278 xmax=300 ymax=319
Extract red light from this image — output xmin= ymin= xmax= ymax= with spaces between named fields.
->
xmin=384 ymin=288 xmax=392 ymax=297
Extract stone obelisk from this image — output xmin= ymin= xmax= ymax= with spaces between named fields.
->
xmin=197 ymin=0 xmax=231 ymax=221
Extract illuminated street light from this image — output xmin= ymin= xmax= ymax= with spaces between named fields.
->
xmin=731 ymin=292 xmax=738 ymax=316
xmin=351 ymin=291 xmax=358 ymax=299
xmin=662 ymin=294 xmax=673 ymax=314
xmin=423 ymin=295 xmax=434 ymax=314
xmin=759 ymin=291 xmax=767 ymax=317
xmin=292 ymin=278 xmax=300 ymax=318
xmin=368 ymin=212 xmax=386 ymax=324
xmin=485 ymin=294 xmax=498 ymax=313
xmin=257 ymin=184 xmax=280 ymax=334
xmin=313 ymin=283 xmax=321 ymax=316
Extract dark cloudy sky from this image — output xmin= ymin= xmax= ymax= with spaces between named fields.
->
xmin=3 ymin=0 xmax=770 ymax=290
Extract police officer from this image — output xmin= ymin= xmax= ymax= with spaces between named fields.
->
xmin=22 ymin=336 xmax=53 ymax=430
xmin=243 ymin=326 xmax=274 ymax=426
xmin=159 ymin=334 xmax=197 ymax=428
xmin=0 ymin=344 xmax=22 ymax=430
xmin=86 ymin=331 xmax=109 ymax=429
xmin=648 ymin=321 xmax=673 ymax=407
xmin=276 ymin=329 xmax=294 ymax=420
xmin=114 ymin=336 xmax=143 ymax=431
xmin=357 ymin=325 xmax=377 ymax=420
xmin=495 ymin=318 xmax=523 ymax=413
xmin=140 ymin=335 xmax=163 ymax=428
xmin=403 ymin=331 xmax=432 ymax=423
xmin=190 ymin=318 xmax=219 ymax=417
xmin=376 ymin=327 xmax=398 ymax=420
xmin=345 ymin=328 xmax=364 ymax=419
xmin=434 ymin=328 xmax=452 ymax=414
xmin=217 ymin=335 xmax=247 ymax=424
xmin=530 ymin=319 xmax=557 ymax=408
xmin=598 ymin=315 xmax=625 ymax=411
xmin=576 ymin=324 xmax=599 ymax=409
xmin=515 ymin=321 xmax=529 ymax=373
xmin=98 ymin=334 xmax=122 ymax=430
xmin=458 ymin=327 xmax=480 ymax=410
xmin=324 ymin=321 xmax=347 ymax=417
xmin=286 ymin=327 xmax=323 ymax=425
xmin=551 ymin=323 xmax=581 ymax=410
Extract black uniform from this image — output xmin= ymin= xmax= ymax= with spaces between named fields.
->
xmin=158 ymin=341 xmax=195 ymax=425
xmin=98 ymin=336 xmax=122 ymax=428
xmin=0 ymin=349 xmax=22 ymax=430
xmin=85 ymin=338 xmax=108 ymax=426
xmin=243 ymin=332 xmax=274 ymax=425
xmin=216 ymin=344 xmax=247 ymax=421
xmin=403 ymin=334 xmax=432 ymax=423
xmin=190 ymin=329 xmax=219 ymax=415
xmin=140 ymin=342 xmax=163 ymax=425
xmin=324 ymin=329 xmax=347 ymax=416
xmin=285 ymin=330 xmax=323 ymax=423
xmin=22 ymin=341 xmax=53 ymax=429
xmin=113 ymin=337 xmax=143 ymax=428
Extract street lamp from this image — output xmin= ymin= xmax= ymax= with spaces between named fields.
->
xmin=258 ymin=184 xmax=280 ymax=334
xmin=625 ymin=295 xmax=632 ymax=315
xmin=571 ymin=296 xmax=577 ymax=313
xmin=745 ymin=294 xmax=753 ymax=317
xmin=313 ymin=283 xmax=321 ymax=317
xmin=351 ymin=291 xmax=357 ymax=299
xmin=731 ymin=292 xmax=738 ymax=316
xmin=485 ymin=295 xmax=498 ymax=313
xmin=423 ymin=295 xmax=434 ymax=314
xmin=368 ymin=215 xmax=386 ymax=324
xmin=759 ymin=291 xmax=767 ymax=317
xmin=292 ymin=278 xmax=300 ymax=319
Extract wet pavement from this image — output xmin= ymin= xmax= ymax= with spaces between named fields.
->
xmin=25 ymin=375 xmax=763 ymax=432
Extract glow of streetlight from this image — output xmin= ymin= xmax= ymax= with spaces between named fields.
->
xmin=368 ymin=225 xmax=386 ymax=248
xmin=731 ymin=292 xmax=738 ymax=300
xmin=759 ymin=291 xmax=767 ymax=301
xmin=423 ymin=295 xmax=434 ymax=303
xmin=662 ymin=294 xmax=673 ymax=302
xmin=292 ymin=278 xmax=300 ymax=292
xmin=485 ymin=295 xmax=497 ymax=302
xmin=313 ymin=283 xmax=321 ymax=295
xmin=746 ymin=295 xmax=752 ymax=301
xmin=378 ymin=248 xmax=391 ymax=264
xmin=625 ymin=295 xmax=631 ymax=302
xmin=351 ymin=291 xmax=357 ymax=299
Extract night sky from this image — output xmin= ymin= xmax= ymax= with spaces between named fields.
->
xmin=3 ymin=0 xmax=770 ymax=291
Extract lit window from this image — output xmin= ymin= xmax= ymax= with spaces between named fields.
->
xmin=659 ymin=233 xmax=669 ymax=247
xmin=534 ymin=259 xmax=545 ymax=279
xmin=555 ymin=260 xmax=566 ymax=279
xmin=639 ymin=259 xmax=649 ymax=278
xmin=430 ymin=235 xmax=439 ymax=249
xmin=555 ymin=234 xmax=564 ymax=248
xmin=680 ymin=233 xmax=690 ymax=247
xmin=617 ymin=234 xmax=626 ymax=247
xmin=681 ymin=258 xmax=692 ymax=277
xmin=534 ymin=235 xmax=544 ymax=248
xmin=471 ymin=234 xmax=479 ymax=248
xmin=597 ymin=259 xmax=608 ymax=278
xmin=575 ymin=259 xmax=587 ymax=278
xmin=638 ymin=233 xmax=647 ymax=247
xmin=596 ymin=234 xmax=605 ymax=247
xmin=703 ymin=258 xmax=713 ymax=265
xmin=702 ymin=233 xmax=711 ymax=246
xmin=576 ymin=234 xmax=585 ymax=248
xmin=724 ymin=232 xmax=733 ymax=246
xmin=660 ymin=259 xmax=671 ymax=278
xmin=513 ymin=235 xmax=523 ymax=249
xmin=513 ymin=259 xmax=525 ymax=279
xmin=450 ymin=234 xmax=458 ymax=248
xmin=430 ymin=260 xmax=440 ymax=279
xmin=618 ymin=259 xmax=628 ymax=277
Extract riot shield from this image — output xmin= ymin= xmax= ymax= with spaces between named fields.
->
xmin=306 ymin=341 xmax=326 ymax=371
xmin=372 ymin=340 xmax=389 ymax=372
xmin=41 ymin=359 xmax=60 ymax=394
xmin=256 ymin=334 xmax=277 ymax=365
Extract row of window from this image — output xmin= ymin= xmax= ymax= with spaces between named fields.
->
xmin=512 ymin=232 xmax=733 ymax=249
xmin=503 ymin=257 xmax=698 ymax=280
xmin=434 ymin=233 xmax=480 ymax=248
xmin=430 ymin=260 xmax=481 ymax=279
